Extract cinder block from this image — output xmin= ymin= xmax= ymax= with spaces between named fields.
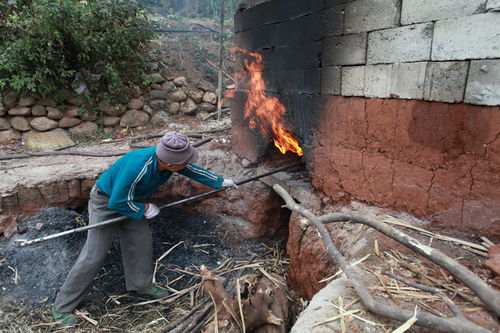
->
xmin=321 ymin=66 xmax=342 ymax=95
xmin=365 ymin=64 xmax=392 ymax=98
xmin=322 ymin=33 xmax=367 ymax=66
xmin=305 ymin=69 xmax=321 ymax=94
xmin=258 ymin=0 xmax=291 ymax=24
xmin=432 ymin=13 xmax=500 ymax=61
xmin=401 ymin=0 xmax=486 ymax=25
xmin=367 ymin=23 xmax=433 ymax=64
xmin=290 ymin=0 xmax=325 ymax=19
xmin=280 ymin=70 xmax=306 ymax=93
xmin=262 ymin=43 xmax=321 ymax=71
xmin=345 ymin=0 xmax=401 ymax=34
xmin=423 ymin=62 xmax=468 ymax=103
xmin=326 ymin=0 xmax=356 ymax=8
xmin=465 ymin=59 xmax=500 ymax=106
xmin=487 ymin=0 xmax=500 ymax=11
xmin=390 ymin=62 xmax=427 ymax=99
xmin=342 ymin=66 xmax=365 ymax=96
xmin=277 ymin=6 xmax=343 ymax=46
xmin=234 ymin=0 xmax=289 ymax=32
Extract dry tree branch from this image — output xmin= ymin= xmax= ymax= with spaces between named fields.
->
xmin=316 ymin=212 xmax=500 ymax=317
xmin=273 ymin=184 xmax=494 ymax=333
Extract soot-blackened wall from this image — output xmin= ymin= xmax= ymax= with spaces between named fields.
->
xmin=231 ymin=0 xmax=500 ymax=239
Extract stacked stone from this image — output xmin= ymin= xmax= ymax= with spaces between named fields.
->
xmin=0 ymin=75 xmax=220 ymax=143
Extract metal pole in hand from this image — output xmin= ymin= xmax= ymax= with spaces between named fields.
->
xmin=18 ymin=164 xmax=301 ymax=247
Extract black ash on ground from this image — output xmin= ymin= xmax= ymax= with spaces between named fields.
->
xmin=0 ymin=206 xmax=283 ymax=330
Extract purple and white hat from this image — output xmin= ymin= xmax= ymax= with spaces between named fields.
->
xmin=156 ymin=132 xmax=199 ymax=164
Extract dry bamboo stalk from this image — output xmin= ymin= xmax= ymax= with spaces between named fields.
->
xmin=380 ymin=215 xmax=488 ymax=252
xmin=236 ymin=277 xmax=246 ymax=333
xmin=330 ymin=303 xmax=379 ymax=326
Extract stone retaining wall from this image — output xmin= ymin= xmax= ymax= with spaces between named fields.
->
xmin=0 ymin=75 xmax=220 ymax=144
xmin=231 ymin=0 xmax=500 ymax=238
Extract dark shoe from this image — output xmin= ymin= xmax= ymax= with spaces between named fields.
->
xmin=136 ymin=285 xmax=170 ymax=299
xmin=51 ymin=305 xmax=78 ymax=327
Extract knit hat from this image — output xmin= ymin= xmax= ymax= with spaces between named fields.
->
xmin=156 ymin=132 xmax=199 ymax=164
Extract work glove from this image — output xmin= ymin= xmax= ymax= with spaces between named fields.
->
xmin=222 ymin=178 xmax=238 ymax=189
xmin=144 ymin=203 xmax=160 ymax=219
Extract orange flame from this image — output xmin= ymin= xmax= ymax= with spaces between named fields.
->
xmin=227 ymin=47 xmax=303 ymax=156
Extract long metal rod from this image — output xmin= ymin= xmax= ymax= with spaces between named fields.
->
xmin=18 ymin=164 xmax=300 ymax=247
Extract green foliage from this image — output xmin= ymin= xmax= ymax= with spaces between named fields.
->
xmin=192 ymin=44 xmax=218 ymax=83
xmin=0 ymin=0 xmax=154 ymax=106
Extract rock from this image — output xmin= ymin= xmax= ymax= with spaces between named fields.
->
xmin=103 ymin=116 xmax=120 ymax=127
xmin=130 ymin=85 xmax=142 ymax=98
xmin=202 ymin=91 xmax=217 ymax=105
xmin=151 ymin=111 xmax=169 ymax=126
xmin=31 ymin=105 xmax=47 ymax=116
xmin=189 ymin=89 xmax=204 ymax=103
xmin=290 ymin=277 xmax=384 ymax=333
xmin=0 ymin=215 xmax=18 ymax=238
xmin=180 ymin=99 xmax=197 ymax=115
xmin=66 ymin=95 xmax=84 ymax=106
xmin=38 ymin=97 xmax=56 ymax=107
xmin=483 ymin=244 xmax=500 ymax=276
xmin=149 ymin=89 xmax=168 ymax=100
xmin=68 ymin=122 xmax=98 ymax=136
xmin=58 ymin=117 xmax=82 ymax=128
xmin=0 ymin=129 xmax=21 ymax=143
xmin=0 ymin=106 xmax=6 ymax=116
xmin=9 ymin=117 xmax=31 ymax=131
xmin=30 ymin=117 xmax=58 ymax=132
xmin=104 ymin=127 xmax=115 ymax=135
xmin=46 ymin=107 xmax=64 ymax=120
xmin=147 ymin=61 xmax=159 ymax=72
xmin=142 ymin=104 xmax=153 ymax=115
xmin=149 ymin=100 xmax=167 ymax=110
xmin=98 ymin=101 xmax=123 ymax=116
xmin=8 ymin=107 xmax=31 ymax=116
xmin=162 ymin=81 xmax=176 ymax=92
xmin=171 ymin=89 xmax=187 ymax=102
xmin=168 ymin=102 xmax=180 ymax=115
xmin=120 ymin=110 xmax=149 ymax=128
xmin=241 ymin=158 xmax=255 ymax=168
xmin=199 ymin=102 xmax=217 ymax=113
xmin=197 ymin=80 xmax=215 ymax=92
xmin=3 ymin=91 xmax=18 ymax=108
xmin=147 ymin=73 xmax=165 ymax=83
xmin=81 ymin=112 xmax=96 ymax=122
xmin=197 ymin=110 xmax=210 ymax=120
xmin=18 ymin=96 xmax=36 ymax=107
xmin=150 ymin=84 xmax=162 ymax=90
xmin=128 ymin=98 xmax=144 ymax=110
xmin=173 ymin=76 xmax=187 ymax=87
xmin=0 ymin=118 xmax=11 ymax=130
xmin=65 ymin=106 xmax=80 ymax=117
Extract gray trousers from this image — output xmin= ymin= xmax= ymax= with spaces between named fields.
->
xmin=54 ymin=185 xmax=153 ymax=312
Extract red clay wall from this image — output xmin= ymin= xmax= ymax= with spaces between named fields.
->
xmin=310 ymin=96 xmax=500 ymax=239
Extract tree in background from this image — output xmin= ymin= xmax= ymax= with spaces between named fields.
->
xmin=0 ymin=0 xmax=154 ymax=106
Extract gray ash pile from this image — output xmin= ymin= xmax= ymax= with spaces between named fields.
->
xmin=0 ymin=206 xmax=274 ymax=309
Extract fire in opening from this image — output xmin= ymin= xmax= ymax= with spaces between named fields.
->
xmin=226 ymin=47 xmax=303 ymax=157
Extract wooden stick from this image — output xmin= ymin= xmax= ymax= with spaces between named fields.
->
xmin=273 ymin=184 xmax=494 ymax=333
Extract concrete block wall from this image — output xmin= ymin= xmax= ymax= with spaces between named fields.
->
xmin=232 ymin=0 xmax=500 ymax=238
xmin=235 ymin=0 xmax=500 ymax=106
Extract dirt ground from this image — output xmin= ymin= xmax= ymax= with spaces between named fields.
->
xmin=0 ymin=205 xmax=286 ymax=332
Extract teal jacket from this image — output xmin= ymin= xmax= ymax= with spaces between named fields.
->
xmin=96 ymin=146 xmax=223 ymax=220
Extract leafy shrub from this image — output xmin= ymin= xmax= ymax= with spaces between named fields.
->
xmin=0 ymin=0 xmax=154 ymax=105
